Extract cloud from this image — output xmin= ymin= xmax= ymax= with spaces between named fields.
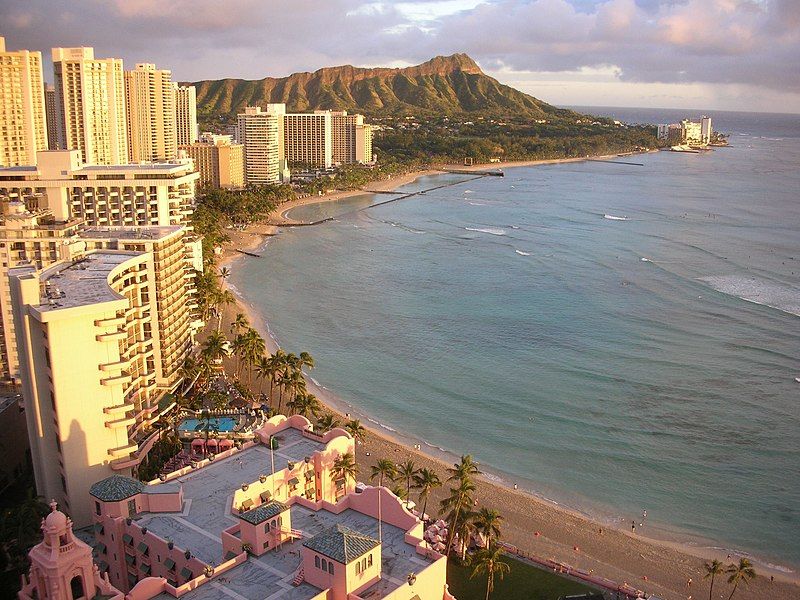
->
xmin=0 ymin=0 xmax=797 ymax=109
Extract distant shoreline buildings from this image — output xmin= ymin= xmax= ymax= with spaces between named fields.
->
xmin=657 ymin=116 xmax=713 ymax=146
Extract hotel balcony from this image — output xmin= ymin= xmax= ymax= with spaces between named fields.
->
xmin=108 ymin=441 xmax=138 ymax=458
xmin=99 ymin=359 xmax=128 ymax=373
xmin=103 ymin=401 xmax=134 ymax=416
xmin=101 ymin=372 xmax=132 ymax=387
xmin=105 ymin=413 xmax=136 ymax=429
xmin=96 ymin=329 xmax=126 ymax=342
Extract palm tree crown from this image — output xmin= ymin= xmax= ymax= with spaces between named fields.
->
xmin=470 ymin=543 xmax=511 ymax=600
xmin=726 ymin=558 xmax=756 ymax=600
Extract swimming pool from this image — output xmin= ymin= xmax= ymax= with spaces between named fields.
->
xmin=177 ymin=417 xmax=237 ymax=433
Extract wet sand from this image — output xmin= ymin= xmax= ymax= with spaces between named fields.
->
xmin=211 ymin=165 xmax=798 ymax=600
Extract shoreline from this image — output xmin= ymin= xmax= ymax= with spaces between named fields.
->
xmin=215 ymin=160 xmax=799 ymax=600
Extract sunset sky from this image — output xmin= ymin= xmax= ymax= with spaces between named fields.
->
xmin=3 ymin=0 xmax=799 ymax=113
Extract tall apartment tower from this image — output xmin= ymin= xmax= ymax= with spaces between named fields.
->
xmin=174 ymin=85 xmax=198 ymax=146
xmin=236 ymin=106 xmax=282 ymax=185
xmin=44 ymin=84 xmax=59 ymax=150
xmin=52 ymin=47 xmax=128 ymax=165
xmin=330 ymin=111 xmax=373 ymax=165
xmin=283 ymin=111 xmax=332 ymax=169
xmin=0 ymin=37 xmax=48 ymax=166
xmin=125 ymin=63 xmax=177 ymax=162
xmin=10 ymin=225 xmax=198 ymax=526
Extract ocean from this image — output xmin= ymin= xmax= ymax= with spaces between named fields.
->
xmin=230 ymin=108 xmax=800 ymax=570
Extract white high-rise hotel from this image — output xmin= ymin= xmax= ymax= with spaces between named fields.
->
xmin=52 ymin=47 xmax=128 ymax=165
xmin=0 ymin=37 xmax=48 ymax=167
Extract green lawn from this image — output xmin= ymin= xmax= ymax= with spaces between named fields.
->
xmin=447 ymin=555 xmax=600 ymax=600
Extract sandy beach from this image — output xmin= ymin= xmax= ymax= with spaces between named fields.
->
xmin=213 ymin=161 xmax=799 ymax=600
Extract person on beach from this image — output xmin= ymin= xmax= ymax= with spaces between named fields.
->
xmin=631 ymin=521 xmax=636 ymax=533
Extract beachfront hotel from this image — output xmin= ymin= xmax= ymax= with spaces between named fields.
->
xmin=0 ymin=149 xmax=199 ymax=225
xmin=8 ymin=223 xmax=200 ymax=526
xmin=174 ymin=85 xmax=198 ymax=147
xmin=180 ymin=132 xmax=245 ymax=189
xmin=283 ymin=110 xmax=333 ymax=169
xmin=330 ymin=111 xmax=374 ymax=165
xmin=236 ymin=106 xmax=285 ymax=185
xmin=51 ymin=47 xmax=129 ymax=165
xmin=19 ymin=415 xmax=456 ymax=600
xmin=125 ymin=64 xmax=178 ymax=163
xmin=0 ymin=37 xmax=48 ymax=167
xmin=0 ymin=150 xmax=200 ymax=381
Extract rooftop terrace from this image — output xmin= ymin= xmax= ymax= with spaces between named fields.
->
xmin=138 ymin=430 xmax=433 ymax=600
xmin=35 ymin=251 xmax=143 ymax=311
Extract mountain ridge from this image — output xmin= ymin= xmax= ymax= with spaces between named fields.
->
xmin=188 ymin=53 xmax=569 ymax=119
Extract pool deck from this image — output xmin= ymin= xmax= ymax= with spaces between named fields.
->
xmin=139 ymin=431 xmax=434 ymax=599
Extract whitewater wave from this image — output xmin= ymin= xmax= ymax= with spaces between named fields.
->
xmin=641 ymin=257 xmax=651 ymax=262
xmin=366 ymin=417 xmax=397 ymax=432
xmin=698 ymin=275 xmax=800 ymax=317
xmin=464 ymin=190 xmax=474 ymax=194
xmin=604 ymin=214 xmax=629 ymax=221
xmin=468 ymin=202 xmax=487 ymax=206
xmin=515 ymin=250 xmax=531 ymax=256
xmin=465 ymin=227 xmax=507 ymax=236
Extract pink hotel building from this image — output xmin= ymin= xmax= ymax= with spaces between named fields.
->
xmin=19 ymin=415 xmax=457 ymax=600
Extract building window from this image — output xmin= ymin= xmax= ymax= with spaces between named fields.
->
xmin=356 ymin=562 xmax=360 ymax=575
xmin=70 ymin=575 xmax=85 ymax=599
xmin=315 ymin=556 xmax=320 ymax=569
xmin=328 ymin=562 xmax=334 ymax=575
xmin=95 ymin=501 xmax=101 ymax=516
xmin=321 ymin=558 xmax=327 ymax=572
xmin=368 ymin=554 xmax=372 ymax=567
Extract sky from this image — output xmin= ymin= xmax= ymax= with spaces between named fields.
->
xmin=2 ymin=0 xmax=799 ymax=113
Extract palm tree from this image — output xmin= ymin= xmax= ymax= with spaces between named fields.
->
xmin=280 ymin=369 xmax=306 ymax=414
xmin=330 ymin=452 xmax=357 ymax=497
xmin=218 ymin=266 xmax=231 ymax=283
xmin=440 ymin=477 xmax=476 ymax=556
xmin=230 ymin=312 xmax=249 ymax=335
xmin=344 ymin=419 xmax=367 ymax=443
xmin=726 ymin=558 xmax=756 ymax=600
xmin=470 ymin=544 xmax=511 ymax=600
xmin=317 ymin=414 xmax=340 ymax=432
xmin=703 ymin=559 xmax=725 ymax=600
xmin=396 ymin=460 xmax=419 ymax=509
xmin=447 ymin=454 xmax=481 ymax=482
xmin=201 ymin=331 xmax=228 ymax=364
xmin=254 ymin=355 xmax=272 ymax=396
xmin=370 ymin=459 xmax=397 ymax=543
xmin=413 ymin=468 xmax=442 ymax=524
xmin=473 ymin=508 xmax=504 ymax=547
xmin=297 ymin=351 xmax=315 ymax=373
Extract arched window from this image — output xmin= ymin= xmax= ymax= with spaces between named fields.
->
xmin=315 ymin=555 xmax=320 ymax=568
xmin=321 ymin=558 xmax=327 ymax=571
xmin=328 ymin=562 xmax=334 ymax=575
xmin=70 ymin=575 xmax=84 ymax=599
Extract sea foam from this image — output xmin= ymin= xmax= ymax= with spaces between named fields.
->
xmin=699 ymin=275 xmax=800 ymax=317
xmin=465 ymin=226 xmax=506 ymax=236
xmin=604 ymin=214 xmax=629 ymax=221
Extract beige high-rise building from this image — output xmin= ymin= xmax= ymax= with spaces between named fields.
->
xmin=44 ymin=84 xmax=59 ymax=150
xmin=52 ymin=47 xmax=128 ymax=165
xmin=180 ymin=132 xmax=244 ymax=189
xmin=0 ymin=150 xmax=201 ymax=381
xmin=9 ymin=223 xmax=198 ymax=526
xmin=174 ymin=85 xmax=198 ymax=146
xmin=356 ymin=123 xmax=374 ymax=164
xmin=0 ymin=37 xmax=48 ymax=166
xmin=284 ymin=111 xmax=332 ymax=169
xmin=125 ymin=63 xmax=177 ymax=162
xmin=237 ymin=106 xmax=282 ymax=185
xmin=330 ymin=111 xmax=373 ymax=165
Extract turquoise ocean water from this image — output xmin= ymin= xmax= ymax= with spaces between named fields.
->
xmin=231 ymin=109 xmax=800 ymax=569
